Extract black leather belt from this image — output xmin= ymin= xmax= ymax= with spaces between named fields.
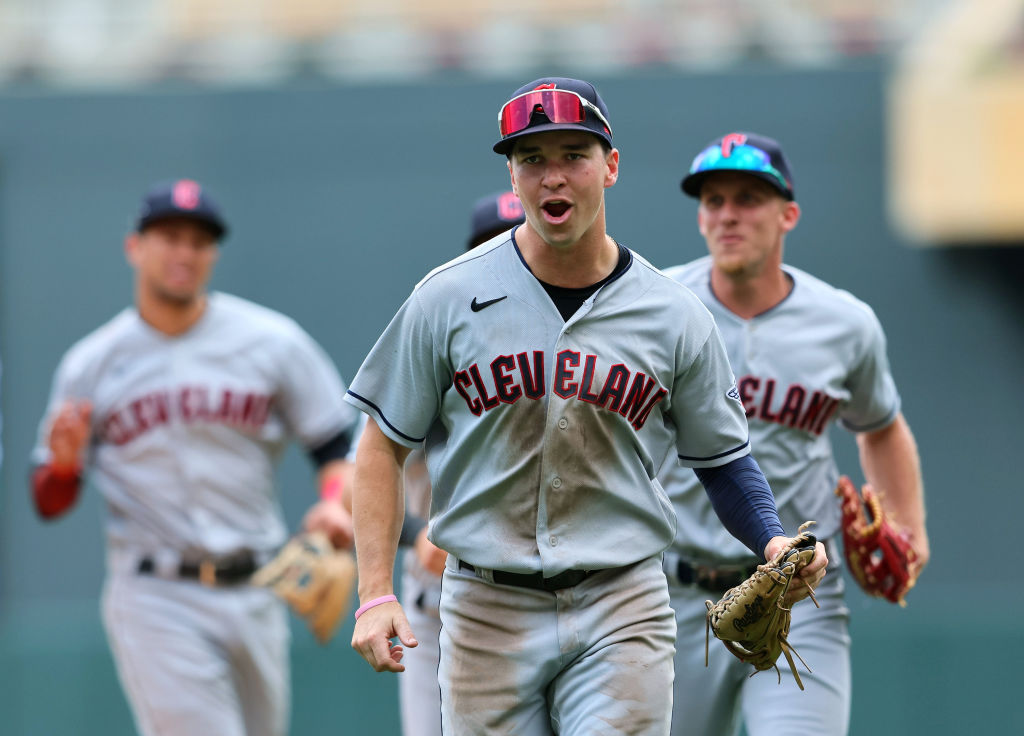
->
xmin=458 ymin=561 xmax=597 ymax=592
xmin=137 ymin=551 xmax=257 ymax=586
xmin=676 ymin=559 xmax=759 ymax=594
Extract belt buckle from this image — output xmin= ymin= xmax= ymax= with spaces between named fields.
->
xmin=695 ymin=566 xmax=719 ymax=590
xmin=199 ymin=559 xmax=218 ymax=587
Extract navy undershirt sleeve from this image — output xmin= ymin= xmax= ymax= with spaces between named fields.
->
xmin=308 ymin=427 xmax=353 ymax=468
xmin=694 ymin=454 xmax=785 ymax=560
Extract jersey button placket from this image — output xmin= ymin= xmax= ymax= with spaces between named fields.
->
xmin=169 ymin=343 xmax=196 ymax=509
xmin=548 ymin=477 xmax=563 ymax=549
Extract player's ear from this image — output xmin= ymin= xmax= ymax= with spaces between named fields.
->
xmin=507 ymin=159 xmax=519 ymax=197
xmin=603 ymin=148 xmax=619 ymax=188
xmin=697 ymin=207 xmax=709 ymax=238
xmin=780 ymin=200 xmax=801 ymax=233
xmin=124 ymin=232 xmax=141 ymax=266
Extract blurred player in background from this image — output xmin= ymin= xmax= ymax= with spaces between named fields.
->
xmin=397 ymin=189 xmax=526 ymax=736
xmin=346 ymin=77 xmax=824 ymax=734
xmin=467 ymin=190 xmax=527 ymax=249
xmin=30 ymin=179 xmax=360 ymax=736
xmin=660 ymin=132 xmax=929 ymax=735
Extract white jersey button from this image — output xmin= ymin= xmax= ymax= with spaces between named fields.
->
xmin=549 ymin=536 xmax=558 ymax=546
xmin=557 ymin=417 xmax=568 ymax=429
xmin=552 ymin=477 xmax=562 ymax=488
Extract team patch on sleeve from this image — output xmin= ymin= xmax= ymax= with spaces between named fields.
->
xmin=726 ymin=385 xmax=741 ymax=403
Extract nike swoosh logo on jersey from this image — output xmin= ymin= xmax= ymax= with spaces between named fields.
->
xmin=471 ymin=296 xmax=507 ymax=312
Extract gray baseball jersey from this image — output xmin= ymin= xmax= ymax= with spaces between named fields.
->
xmin=33 ymin=291 xmax=357 ymax=557
xmin=658 ymin=257 xmax=899 ymax=559
xmin=344 ymin=235 xmax=751 ymax=575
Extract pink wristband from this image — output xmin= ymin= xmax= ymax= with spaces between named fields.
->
xmin=354 ymin=594 xmax=398 ymax=620
xmin=320 ymin=477 xmax=343 ymax=501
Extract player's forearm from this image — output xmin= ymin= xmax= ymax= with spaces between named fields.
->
xmin=353 ymin=457 xmax=403 ymax=599
xmin=352 ymin=421 xmax=410 ymax=601
xmin=857 ymin=413 xmax=927 ymax=543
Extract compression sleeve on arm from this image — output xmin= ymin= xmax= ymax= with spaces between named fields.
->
xmin=694 ymin=454 xmax=785 ymax=560
xmin=31 ymin=464 xmax=82 ymax=519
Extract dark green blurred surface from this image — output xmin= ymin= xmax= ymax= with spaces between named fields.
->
xmin=2 ymin=65 xmax=1021 ymax=734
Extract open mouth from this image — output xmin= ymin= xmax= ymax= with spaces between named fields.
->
xmin=543 ymin=200 xmax=571 ymax=219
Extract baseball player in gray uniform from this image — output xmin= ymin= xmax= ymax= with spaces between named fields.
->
xmin=660 ymin=132 xmax=929 ymax=735
xmin=345 ymin=79 xmax=826 ymax=735
xmin=30 ymin=179 xmax=360 ymax=736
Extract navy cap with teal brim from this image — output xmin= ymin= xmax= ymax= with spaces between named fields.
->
xmin=681 ymin=132 xmax=795 ymax=201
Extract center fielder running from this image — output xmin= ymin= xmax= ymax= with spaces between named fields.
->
xmin=344 ymin=77 xmax=826 ymax=735
xmin=660 ymin=132 xmax=929 ymax=735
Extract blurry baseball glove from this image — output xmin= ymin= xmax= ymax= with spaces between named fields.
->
xmin=835 ymin=475 xmax=918 ymax=606
xmin=705 ymin=522 xmax=819 ymax=690
xmin=251 ymin=531 xmax=356 ymax=644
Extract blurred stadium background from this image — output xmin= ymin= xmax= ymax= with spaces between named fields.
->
xmin=1 ymin=0 xmax=1022 ymax=733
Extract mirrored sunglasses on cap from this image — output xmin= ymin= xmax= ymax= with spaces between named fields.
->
xmin=690 ymin=142 xmax=789 ymax=193
xmin=498 ymin=88 xmax=613 ymax=138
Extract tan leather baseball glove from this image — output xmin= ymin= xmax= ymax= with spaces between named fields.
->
xmin=704 ymin=522 xmax=820 ymax=690
xmin=251 ymin=531 xmax=356 ymax=645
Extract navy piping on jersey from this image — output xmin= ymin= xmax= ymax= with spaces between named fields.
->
xmin=707 ymin=268 xmax=797 ymax=320
xmin=345 ymin=390 xmax=424 ymax=444
xmin=597 ymin=243 xmax=633 ymax=289
xmin=677 ymin=438 xmax=749 ymax=463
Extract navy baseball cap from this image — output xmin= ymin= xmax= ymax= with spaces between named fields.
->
xmin=135 ymin=179 xmax=229 ymax=240
xmin=681 ymin=132 xmax=795 ymax=201
xmin=493 ymin=77 xmax=613 ymax=155
xmin=467 ymin=190 xmax=526 ymax=249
